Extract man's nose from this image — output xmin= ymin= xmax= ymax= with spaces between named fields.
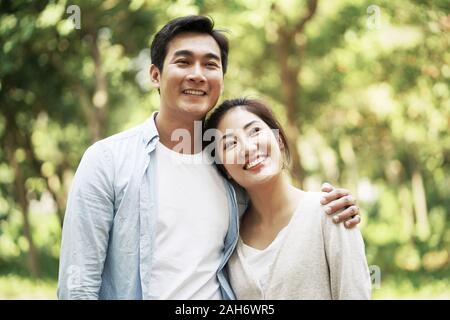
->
xmin=186 ymin=63 xmax=206 ymax=83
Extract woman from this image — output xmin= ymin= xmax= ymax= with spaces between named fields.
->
xmin=204 ymin=98 xmax=371 ymax=299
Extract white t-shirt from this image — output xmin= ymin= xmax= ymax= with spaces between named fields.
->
xmin=149 ymin=141 xmax=229 ymax=300
xmin=240 ymin=226 xmax=289 ymax=291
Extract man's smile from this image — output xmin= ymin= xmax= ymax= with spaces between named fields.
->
xmin=182 ymin=89 xmax=207 ymax=96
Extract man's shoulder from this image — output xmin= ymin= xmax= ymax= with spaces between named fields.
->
xmin=98 ymin=122 xmax=146 ymax=147
xmin=81 ymin=118 xmax=154 ymax=167
xmin=94 ymin=115 xmax=159 ymax=153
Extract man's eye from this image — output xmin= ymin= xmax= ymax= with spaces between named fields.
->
xmin=206 ymin=62 xmax=219 ymax=68
xmin=176 ymin=60 xmax=189 ymax=65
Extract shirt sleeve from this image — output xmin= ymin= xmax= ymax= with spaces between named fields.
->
xmin=57 ymin=142 xmax=115 ymax=300
xmin=322 ymin=206 xmax=372 ymax=300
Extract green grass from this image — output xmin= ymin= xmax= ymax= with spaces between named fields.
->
xmin=0 ymin=274 xmax=449 ymax=300
xmin=0 ymin=275 xmax=57 ymax=299
xmin=372 ymin=277 xmax=450 ymax=299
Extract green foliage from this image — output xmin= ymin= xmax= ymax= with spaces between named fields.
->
xmin=0 ymin=0 xmax=449 ymax=298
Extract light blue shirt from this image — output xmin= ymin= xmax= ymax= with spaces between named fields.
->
xmin=57 ymin=113 xmax=248 ymax=299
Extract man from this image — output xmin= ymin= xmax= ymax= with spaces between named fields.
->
xmin=58 ymin=15 xmax=361 ymax=300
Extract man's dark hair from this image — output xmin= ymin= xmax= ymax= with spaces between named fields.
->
xmin=150 ymin=15 xmax=229 ymax=74
xmin=204 ymin=98 xmax=291 ymax=179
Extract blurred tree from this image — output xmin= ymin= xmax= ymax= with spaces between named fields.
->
xmin=0 ymin=0 xmax=158 ymax=276
xmin=269 ymin=0 xmax=319 ymax=187
xmin=0 ymin=0 xmax=448 ymax=293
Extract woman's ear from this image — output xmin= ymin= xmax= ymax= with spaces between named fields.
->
xmin=277 ymin=134 xmax=285 ymax=151
xmin=224 ymin=169 xmax=232 ymax=180
xmin=277 ymin=135 xmax=289 ymax=169
xmin=150 ymin=64 xmax=161 ymax=89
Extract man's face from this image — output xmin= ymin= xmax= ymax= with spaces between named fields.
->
xmin=150 ymin=32 xmax=224 ymax=119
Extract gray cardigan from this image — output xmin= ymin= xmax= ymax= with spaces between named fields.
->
xmin=227 ymin=192 xmax=372 ymax=299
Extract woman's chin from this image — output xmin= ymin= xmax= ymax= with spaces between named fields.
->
xmin=237 ymin=168 xmax=279 ymax=189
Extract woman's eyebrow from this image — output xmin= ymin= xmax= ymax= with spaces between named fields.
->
xmin=221 ymin=132 xmax=234 ymax=142
xmin=243 ymin=120 xmax=261 ymax=130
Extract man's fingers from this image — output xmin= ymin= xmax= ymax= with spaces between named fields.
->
xmin=344 ymin=215 xmax=361 ymax=228
xmin=326 ymin=195 xmax=355 ymax=214
xmin=321 ymin=186 xmax=361 ymax=228
xmin=332 ymin=205 xmax=359 ymax=223
xmin=321 ymin=188 xmax=351 ymax=206
xmin=321 ymin=182 xmax=334 ymax=193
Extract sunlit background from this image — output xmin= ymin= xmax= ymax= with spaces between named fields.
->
xmin=0 ymin=0 xmax=449 ymax=299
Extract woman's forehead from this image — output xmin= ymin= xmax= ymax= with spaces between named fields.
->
xmin=219 ymin=108 xmax=262 ymax=127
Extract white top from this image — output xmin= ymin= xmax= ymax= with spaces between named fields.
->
xmin=240 ymin=226 xmax=289 ymax=291
xmin=228 ymin=192 xmax=372 ymax=299
xmin=149 ymin=141 xmax=229 ymax=300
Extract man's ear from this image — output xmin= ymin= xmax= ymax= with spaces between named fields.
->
xmin=150 ymin=64 xmax=161 ymax=89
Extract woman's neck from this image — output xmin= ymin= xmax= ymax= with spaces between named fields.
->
xmin=245 ymin=173 xmax=304 ymax=225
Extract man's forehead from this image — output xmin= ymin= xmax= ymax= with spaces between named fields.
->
xmin=166 ymin=32 xmax=221 ymax=57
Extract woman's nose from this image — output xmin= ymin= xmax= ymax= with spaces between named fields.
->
xmin=240 ymin=138 xmax=258 ymax=159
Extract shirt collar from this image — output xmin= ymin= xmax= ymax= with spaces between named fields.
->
xmin=142 ymin=111 xmax=160 ymax=151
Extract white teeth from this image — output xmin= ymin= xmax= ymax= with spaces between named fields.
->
xmin=244 ymin=156 xmax=266 ymax=170
xmin=183 ymin=89 xmax=205 ymax=96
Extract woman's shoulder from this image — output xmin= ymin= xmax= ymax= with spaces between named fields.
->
xmin=297 ymin=191 xmax=326 ymax=212
xmin=292 ymin=191 xmax=327 ymax=224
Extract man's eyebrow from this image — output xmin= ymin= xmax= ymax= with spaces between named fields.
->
xmin=204 ymin=52 xmax=221 ymax=61
xmin=173 ymin=50 xmax=194 ymax=57
xmin=173 ymin=50 xmax=220 ymax=61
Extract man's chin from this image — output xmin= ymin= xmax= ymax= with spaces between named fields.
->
xmin=180 ymin=103 xmax=213 ymax=117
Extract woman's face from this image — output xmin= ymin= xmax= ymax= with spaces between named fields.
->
xmin=216 ymin=108 xmax=284 ymax=189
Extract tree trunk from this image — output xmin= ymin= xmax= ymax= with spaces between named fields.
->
xmin=89 ymin=31 xmax=108 ymax=142
xmin=46 ymin=182 xmax=66 ymax=228
xmin=411 ymin=167 xmax=430 ymax=239
xmin=78 ymin=31 xmax=109 ymax=143
xmin=4 ymin=120 xmax=40 ymax=277
xmin=399 ymin=184 xmax=415 ymax=241
xmin=23 ymin=131 xmax=66 ymax=228
xmin=339 ymin=137 xmax=359 ymax=191
xmin=273 ymin=0 xmax=319 ymax=187
xmin=276 ymin=31 xmax=303 ymax=187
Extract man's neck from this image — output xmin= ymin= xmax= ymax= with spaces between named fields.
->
xmin=155 ymin=109 xmax=204 ymax=154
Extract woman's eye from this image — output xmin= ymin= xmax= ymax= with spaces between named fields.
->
xmin=249 ymin=127 xmax=261 ymax=136
xmin=224 ymin=140 xmax=236 ymax=150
